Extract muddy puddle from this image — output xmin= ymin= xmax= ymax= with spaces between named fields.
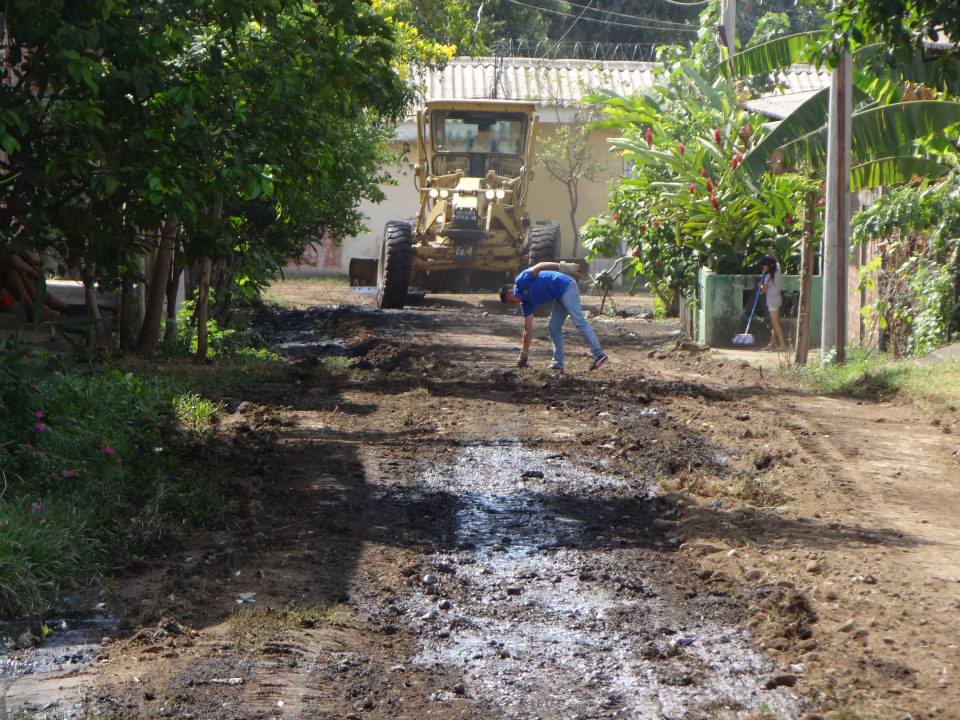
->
xmin=400 ymin=444 xmax=802 ymax=719
xmin=1 ymin=613 xmax=115 ymax=718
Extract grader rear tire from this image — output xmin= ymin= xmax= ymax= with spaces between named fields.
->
xmin=377 ymin=221 xmax=413 ymax=309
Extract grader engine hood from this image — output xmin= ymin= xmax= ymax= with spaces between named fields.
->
xmin=442 ymin=178 xmax=488 ymax=243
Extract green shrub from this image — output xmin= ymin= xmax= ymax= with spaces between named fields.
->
xmin=0 ymin=352 xmax=228 ymax=616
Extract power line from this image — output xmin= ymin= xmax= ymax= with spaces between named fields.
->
xmin=503 ymin=0 xmax=700 ymax=32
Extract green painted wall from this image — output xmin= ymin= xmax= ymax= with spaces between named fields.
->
xmin=695 ymin=267 xmax=822 ymax=348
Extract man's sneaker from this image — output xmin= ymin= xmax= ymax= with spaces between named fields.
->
xmin=548 ymin=363 xmax=564 ymax=373
xmin=589 ymin=354 xmax=609 ymax=371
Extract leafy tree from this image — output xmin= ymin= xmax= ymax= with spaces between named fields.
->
xmin=828 ymin=0 xmax=960 ymax=64
xmin=0 ymin=0 xmax=414 ymax=356
xmin=536 ymin=110 xmax=606 ymax=255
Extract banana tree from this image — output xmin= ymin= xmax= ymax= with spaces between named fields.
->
xmin=731 ymin=32 xmax=960 ymax=189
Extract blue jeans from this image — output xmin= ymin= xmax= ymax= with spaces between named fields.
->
xmin=548 ymin=284 xmax=604 ymax=369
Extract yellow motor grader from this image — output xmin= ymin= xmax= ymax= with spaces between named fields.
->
xmin=349 ymin=99 xmax=560 ymax=308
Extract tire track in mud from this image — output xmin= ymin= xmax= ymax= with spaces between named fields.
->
xmin=364 ymin=440 xmax=805 ymax=719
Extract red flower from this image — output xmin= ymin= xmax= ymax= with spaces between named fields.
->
xmin=654 ymin=260 xmax=662 ymax=268
xmin=705 ymin=178 xmax=713 ymax=192
xmin=645 ymin=127 xmax=653 ymax=147
xmin=730 ymin=155 xmax=739 ymax=169
xmin=632 ymin=248 xmax=642 ymax=258
xmin=678 ymin=143 xmax=686 ymax=155
xmin=689 ymin=183 xmax=696 ymax=194
xmin=700 ymin=167 xmax=708 ymax=177
xmin=652 ymin=220 xmax=661 ymax=229
xmin=709 ymin=194 xmax=719 ymax=210
xmin=713 ymin=128 xmax=722 ymax=146
xmin=786 ymin=214 xmax=794 ymax=225
xmin=639 ymin=224 xmax=647 ymax=233
xmin=612 ymin=213 xmax=620 ymax=222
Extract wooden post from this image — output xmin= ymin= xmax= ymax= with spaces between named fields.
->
xmin=821 ymin=49 xmax=851 ymax=363
xmin=794 ymin=191 xmax=816 ymax=365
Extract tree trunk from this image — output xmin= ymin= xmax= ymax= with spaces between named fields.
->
xmin=136 ymin=215 xmax=178 ymax=355
xmin=794 ymin=191 xmax=816 ymax=365
xmin=163 ymin=254 xmax=183 ymax=345
xmin=195 ymin=257 xmax=212 ymax=361
xmin=567 ymin=184 xmax=579 ymax=256
xmin=119 ymin=255 xmax=146 ymax=351
xmin=83 ymin=269 xmax=108 ymax=350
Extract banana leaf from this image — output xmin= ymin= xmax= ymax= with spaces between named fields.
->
xmin=731 ymin=31 xmax=828 ymax=76
xmin=850 ymin=156 xmax=951 ymax=191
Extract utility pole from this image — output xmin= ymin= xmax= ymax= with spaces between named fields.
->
xmin=821 ymin=49 xmax=852 ymax=362
xmin=720 ymin=0 xmax=736 ymax=60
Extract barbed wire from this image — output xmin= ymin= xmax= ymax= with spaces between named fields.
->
xmin=487 ymin=39 xmax=690 ymax=60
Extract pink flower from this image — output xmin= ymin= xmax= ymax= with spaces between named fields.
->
xmin=689 ymin=183 xmax=696 ymax=194
xmin=34 ymin=422 xmax=47 ymax=432
xmin=30 ymin=501 xmax=44 ymax=514
xmin=713 ymin=128 xmax=722 ymax=146
xmin=700 ymin=167 xmax=708 ymax=178
xmin=103 ymin=445 xmax=115 ymax=456
xmin=678 ymin=143 xmax=686 ymax=155
xmin=62 ymin=469 xmax=77 ymax=478
xmin=786 ymin=214 xmax=794 ymax=225
xmin=33 ymin=410 xmax=43 ymax=419
xmin=705 ymin=179 xmax=713 ymax=192
xmin=710 ymin=194 xmax=719 ymax=210
xmin=645 ymin=127 xmax=653 ymax=147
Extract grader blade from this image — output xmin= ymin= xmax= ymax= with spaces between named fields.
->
xmin=348 ymin=257 xmax=378 ymax=290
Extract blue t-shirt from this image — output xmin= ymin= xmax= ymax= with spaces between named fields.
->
xmin=513 ymin=269 xmax=573 ymax=317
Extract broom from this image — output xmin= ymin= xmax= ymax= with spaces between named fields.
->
xmin=732 ymin=274 xmax=766 ymax=345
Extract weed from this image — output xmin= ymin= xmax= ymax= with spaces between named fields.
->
xmin=734 ymin=475 xmax=788 ymax=507
xmin=323 ymin=355 xmax=352 ymax=370
xmin=230 ymin=607 xmax=287 ymax=652
xmin=172 ymin=393 xmax=223 ymax=437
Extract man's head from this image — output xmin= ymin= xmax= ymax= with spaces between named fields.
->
xmin=499 ymin=284 xmax=520 ymax=304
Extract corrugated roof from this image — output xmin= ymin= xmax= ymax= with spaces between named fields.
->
xmin=415 ymin=57 xmax=830 ymax=108
xmin=416 ymin=57 xmax=657 ymax=105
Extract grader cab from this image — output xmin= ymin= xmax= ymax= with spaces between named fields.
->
xmin=351 ymin=99 xmax=560 ymax=308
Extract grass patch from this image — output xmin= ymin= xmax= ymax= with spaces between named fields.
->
xmin=790 ymin=347 xmax=960 ymax=409
xmin=790 ymin=349 xmax=909 ymax=398
xmin=0 ymin=352 xmax=249 ymax=617
xmin=230 ymin=603 xmax=354 ymax=651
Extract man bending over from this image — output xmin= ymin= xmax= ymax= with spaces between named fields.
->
xmin=499 ymin=262 xmax=608 ymax=372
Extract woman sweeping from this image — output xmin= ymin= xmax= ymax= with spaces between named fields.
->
xmin=760 ymin=255 xmax=787 ymax=351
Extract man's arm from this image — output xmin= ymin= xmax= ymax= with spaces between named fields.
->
xmin=521 ymin=314 xmax=534 ymax=352
xmin=529 ymin=261 xmax=580 ymax=277
xmin=528 ymin=262 xmax=560 ymax=276
xmin=517 ymin=314 xmax=534 ymax=367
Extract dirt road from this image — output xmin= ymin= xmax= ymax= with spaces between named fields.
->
xmin=6 ymin=281 xmax=960 ymax=719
